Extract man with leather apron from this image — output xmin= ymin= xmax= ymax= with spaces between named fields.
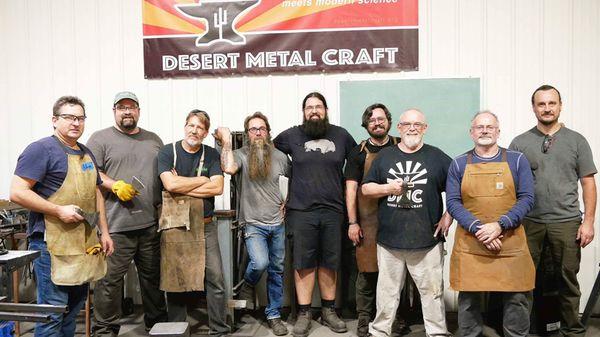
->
xmin=344 ymin=103 xmax=406 ymax=337
xmin=446 ymin=111 xmax=535 ymax=337
xmin=11 ymin=96 xmax=114 ymax=337
xmin=214 ymin=112 xmax=291 ymax=336
xmin=158 ymin=110 xmax=230 ymax=336
xmin=363 ymin=109 xmax=453 ymax=337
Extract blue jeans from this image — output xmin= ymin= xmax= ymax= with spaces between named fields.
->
xmin=29 ymin=237 xmax=89 ymax=337
xmin=243 ymin=223 xmax=285 ymax=319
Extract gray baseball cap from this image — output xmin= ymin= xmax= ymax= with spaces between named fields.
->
xmin=113 ymin=91 xmax=139 ymax=106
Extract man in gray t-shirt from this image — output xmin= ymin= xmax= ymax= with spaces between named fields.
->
xmin=510 ymin=85 xmax=597 ymax=337
xmin=86 ymin=91 xmax=167 ymax=335
xmin=214 ymin=112 xmax=290 ymax=336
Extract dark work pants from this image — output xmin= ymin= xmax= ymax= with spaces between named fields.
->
xmin=524 ymin=219 xmax=586 ymax=337
xmin=93 ymin=225 xmax=167 ymax=336
xmin=458 ymin=291 xmax=529 ymax=337
xmin=166 ymin=222 xmax=230 ymax=336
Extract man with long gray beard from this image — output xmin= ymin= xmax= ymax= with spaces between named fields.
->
xmin=214 ymin=112 xmax=290 ymax=336
xmin=87 ymin=91 xmax=167 ymax=336
xmin=362 ymin=109 xmax=452 ymax=337
xmin=274 ymin=92 xmax=356 ymax=337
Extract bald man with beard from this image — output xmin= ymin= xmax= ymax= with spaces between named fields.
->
xmin=215 ymin=112 xmax=291 ymax=336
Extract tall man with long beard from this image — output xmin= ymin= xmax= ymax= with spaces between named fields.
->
xmin=214 ymin=112 xmax=291 ymax=336
xmin=344 ymin=103 xmax=407 ymax=337
xmin=274 ymin=92 xmax=357 ymax=337
xmin=87 ymin=91 xmax=167 ymax=336
xmin=362 ymin=109 xmax=452 ymax=337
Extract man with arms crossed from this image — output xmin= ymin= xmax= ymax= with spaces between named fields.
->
xmin=510 ymin=85 xmax=597 ymax=336
xmin=446 ymin=111 xmax=535 ymax=337
xmin=158 ymin=110 xmax=230 ymax=336
xmin=362 ymin=109 xmax=452 ymax=337
xmin=11 ymin=96 xmax=114 ymax=337
xmin=214 ymin=111 xmax=290 ymax=335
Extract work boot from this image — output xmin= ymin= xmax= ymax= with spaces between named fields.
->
xmin=292 ymin=310 xmax=312 ymax=337
xmin=356 ymin=315 xmax=370 ymax=337
xmin=320 ymin=307 xmax=347 ymax=333
xmin=237 ymin=281 xmax=255 ymax=310
xmin=268 ymin=317 xmax=289 ymax=336
xmin=390 ymin=318 xmax=411 ymax=337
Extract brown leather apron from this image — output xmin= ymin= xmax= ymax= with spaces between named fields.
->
xmin=449 ymin=150 xmax=535 ymax=292
xmin=159 ymin=143 xmax=207 ymax=292
xmin=356 ymin=138 xmax=398 ymax=272
xmin=44 ymin=145 xmax=107 ymax=286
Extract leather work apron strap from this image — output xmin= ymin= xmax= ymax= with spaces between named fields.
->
xmin=159 ymin=143 xmax=207 ymax=292
xmin=449 ymin=149 xmax=535 ymax=292
xmin=356 ymin=137 xmax=398 ymax=272
xmin=44 ymin=138 xmax=106 ymax=286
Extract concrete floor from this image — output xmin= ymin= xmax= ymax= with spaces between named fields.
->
xmin=15 ymin=306 xmax=600 ymax=337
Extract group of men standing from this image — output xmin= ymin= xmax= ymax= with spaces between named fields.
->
xmin=9 ymin=85 xmax=596 ymax=337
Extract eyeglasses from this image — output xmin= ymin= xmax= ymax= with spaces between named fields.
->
xmin=472 ymin=125 xmax=498 ymax=132
xmin=304 ymin=105 xmax=325 ymax=112
xmin=115 ymin=105 xmax=139 ymax=112
xmin=368 ymin=117 xmax=387 ymax=125
xmin=398 ymin=122 xmax=426 ymax=130
xmin=57 ymin=114 xmax=87 ymax=123
xmin=248 ymin=127 xmax=268 ymax=134
xmin=542 ymin=134 xmax=554 ymax=153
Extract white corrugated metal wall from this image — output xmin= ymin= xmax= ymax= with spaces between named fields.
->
xmin=1 ymin=0 xmax=599 ymax=311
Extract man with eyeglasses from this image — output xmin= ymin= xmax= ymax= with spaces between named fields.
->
xmin=446 ymin=111 xmax=535 ymax=337
xmin=214 ymin=112 xmax=290 ymax=335
xmin=344 ymin=103 xmax=408 ymax=337
xmin=509 ymin=85 xmax=597 ymax=337
xmin=87 ymin=91 xmax=167 ymax=335
xmin=157 ymin=110 xmax=230 ymax=336
xmin=10 ymin=96 xmax=114 ymax=337
xmin=274 ymin=92 xmax=356 ymax=337
xmin=362 ymin=108 xmax=452 ymax=337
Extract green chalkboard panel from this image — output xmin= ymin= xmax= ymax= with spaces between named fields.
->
xmin=340 ymin=78 xmax=480 ymax=158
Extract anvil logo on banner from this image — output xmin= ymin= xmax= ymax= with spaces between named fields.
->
xmin=175 ymin=0 xmax=261 ymax=46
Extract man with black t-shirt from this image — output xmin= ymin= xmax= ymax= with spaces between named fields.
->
xmin=363 ymin=109 xmax=452 ymax=337
xmin=344 ymin=103 xmax=406 ymax=337
xmin=157 ymin=110 xmax=229 ymax=336
xmin=274 ymin=92 xmax=356 ymax=337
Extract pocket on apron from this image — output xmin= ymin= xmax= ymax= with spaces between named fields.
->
xmin=159 ymin=191 xmax=191 ymax=231
xmin=45 ymin=218 xmax=86 ymax=255
xmin=465 ymin=170 xmax=505 ymax=198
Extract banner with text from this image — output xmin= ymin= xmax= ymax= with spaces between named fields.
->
xmin=143 ymin=0 xmax=418 ymax=78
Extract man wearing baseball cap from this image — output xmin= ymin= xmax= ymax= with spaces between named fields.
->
xmin=87 ymin=91 xmax=167 ymax=335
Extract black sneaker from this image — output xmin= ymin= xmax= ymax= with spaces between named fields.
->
xmin=268 ymin=317 xmax=289 ymax=336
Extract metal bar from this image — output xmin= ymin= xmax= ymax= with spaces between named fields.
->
xmin=582 ymin=263 xmax=600 ymax=326
xmin=0 ymin=303 xmax=68 ymax=313
xmin=0 ymin=311 xmax=52 ymax=322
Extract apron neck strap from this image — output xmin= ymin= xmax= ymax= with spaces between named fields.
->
xmin=172 ymin=142 xmax=205 ymax=176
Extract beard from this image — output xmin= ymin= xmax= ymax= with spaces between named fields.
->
xmin=367 ymin=124 xmax=391 ymax=141
xmin=302 ymin=115 xmax=330 ymax=139
xmin=402 ymin=134 xmax=423 ymax=149
xmin=476 ymin=136 xmax=494 ymax=146
xmin=248 ymin=137 xmax=272 ymax=180
xmin=119 ymin=117 xmax=137 ymax=131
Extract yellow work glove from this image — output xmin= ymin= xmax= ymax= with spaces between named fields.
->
xmin=111 ymin=180 xmax=137 ymax=202
xmin=86 ymin=244 xmax=102 ymax=255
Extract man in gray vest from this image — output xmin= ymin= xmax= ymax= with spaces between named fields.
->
xmin=87 ymin=91 xmax=167 ymax=336
xmin=215 ymin=112 xmax=290 ymax=335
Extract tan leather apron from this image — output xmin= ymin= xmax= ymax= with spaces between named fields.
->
xmin=159 ymin=143 xmax=207 ymax=292
xmin=44 ymin=144 xmax=107 ymax=286
xmin=356 ymin=138 xmax=398 ymax=272
xmin=449 ymin=150 xmax=535 ymax=292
